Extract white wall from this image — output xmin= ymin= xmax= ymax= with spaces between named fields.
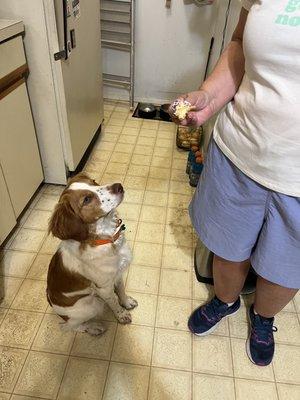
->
xmin=103 ymin=0 xmax=218 ymax=104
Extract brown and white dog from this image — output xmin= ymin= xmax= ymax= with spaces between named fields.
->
xmin=47 ymin=173 xmax=137 ymax=335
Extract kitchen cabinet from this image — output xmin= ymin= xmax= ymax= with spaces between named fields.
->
xmin=0 ymin=165 xmax=16 ymax=244
xmin=0 ymin=20 xmax=44 ymax=244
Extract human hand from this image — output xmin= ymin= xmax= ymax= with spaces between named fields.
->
xmin=169 ymin=90 xmax=213 ymax=126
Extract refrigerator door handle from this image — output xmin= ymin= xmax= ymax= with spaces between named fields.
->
xmin=54 ymin=0 xmax=69 ymax=60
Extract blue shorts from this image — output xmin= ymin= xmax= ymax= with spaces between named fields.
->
xmin=189 ymin=139 xmax=300 ymax=289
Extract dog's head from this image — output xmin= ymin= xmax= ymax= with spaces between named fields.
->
xmin=49 ymin=173 xmax=124 ymax=241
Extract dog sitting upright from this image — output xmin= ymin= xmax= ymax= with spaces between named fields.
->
xmin=47 ymin=173 xmax=137 ymax=335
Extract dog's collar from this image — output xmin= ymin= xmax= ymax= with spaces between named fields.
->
xmin=92 ymin=219 xmax=125 ymax=246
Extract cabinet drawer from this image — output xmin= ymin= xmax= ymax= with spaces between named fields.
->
xmin=0 ymin=36 xmax=26 ymax=81
xmin=0 ymin=80 xmax=43 ymax=216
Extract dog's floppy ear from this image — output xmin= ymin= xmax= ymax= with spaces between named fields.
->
xmin=48 ymin=193 xmax=89 ymax=242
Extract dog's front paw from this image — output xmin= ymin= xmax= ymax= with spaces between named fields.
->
xmin=122 ymin=296 xmax=138 ymax=310
xmin=116 ymin=309 xmax=132 ymax=324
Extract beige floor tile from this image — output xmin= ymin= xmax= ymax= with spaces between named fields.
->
xmin=0 ymin=310 xmax=42 ymax=349
xmin=173 ymin=158 xmax=187 ymax=170
xmin=71 ymin=321 xmax=116 ymax=360
xmin=136 ymin=222 xmax=165 ymax=244
xmin=122 ymin=127 xmax=140 ymax=136
xmin=11 ymin=280 xmax=48 ymax=312
xmin=0 ymin=393 xmax=10 ymax=399
xmin=277 ymin=383 xmax=300 ymax=400
xmin=103 ymin=362 xmax=150 ymax=400
xmin=148 ymin=368 xmax=191 ymax=400
xmin=231 ymin=338 xmax=274 ymax=381
xmin=0 ymin=309 xmax=7 ymax=324
xmin=156 ymin=296 xmax=191 ymax=331
xmin=96 ymin=140 xmax=115 ymax=151
xmin=159 ymin=269 xmax=191 ymax=299
xmin=0 ymin=277 xmax=23 ymax=308
xmin=193 ymin=335 xmax=233 ymax=376
xmin=162 ymin=245 xmax=193 ymax=270
xmin=142 ymin=120 xmax=159 ymax=130
xmin=133 ymin=242 xmax=162 ymax=267
xmin=235 ymin=379 xmax=277 ymax=400
xmin=110 ymin=151 xmax=131 ymax=164
xmin=101 ymin=173 xmax=125 ymax=185
xmin=192 ymin=280 xmax=214 ymax=301
xmin=84 ymin=161 xmax=106 ymax=176
xmin=152 ymin=328 xmax=192 ymax=371
xmin=275 ymin=312 xmax=300 ymax=345
xmin=193 ymin=374 xmax=235 ymax=400
xmin=169 ymin=180 xmax=192 ymax=196
xmin=149 ymin=166 xmax=170 ymax=180
xmin=124 ymin=175 xmax=147 ymax=190
xmin=137 ymin=136 xmax=156 ymax=147
xmin=105 ymin=161 xmax=128 ymax=175
xmin=229 ymin=306 xmax=249 ymax=339
xmin=111 ymin=324 xmax=154 ymax=365
xmin=151 ymin=156 xmax=172 ymax=169
xmin=164 ymin=225 xmax=193 ymax=248
xmin=155 ymin=138 xmax=173 ymax=148
xmin=91 ymin=149 xmax=112 ymax=162
xmin=127 ymin=291 xmax=157 ymax=326
xmin=273 ymin=344 xmax=300 ymax=384
xmin=114 ymin=143 xmax=134 ymax=153
xmin=144 ymin=191 xmax=168 ymax=207
xmin=127 ymin=164 xmax=149 ymax=177
xmin=39 ymin=235 xmax=60 ymax=255
xmin=15 ymin=351 xmax=67 ymax=399
xmin=166 ymin=207 xmax=191 ymax=227
xmin=134 ymin=144 xmax=154 ymax=156
xmin=153 ymin=146 xmax=170 ymax=157
xmin=126 ymin=265 xmax=160 ymax=294
xmin=0 ymin=346 xmax=27 ymax=392
xmin=11 ymin=396 xmax=45 ymax=400
xmin=10 ymin=229 xmax=46 ymax=252
xmin=131 ymin=154 xmax=152 ymax=166
xmin=101 ymin=303 xmax=116 ymax=322
xmin=118 ymin=134 xmax=137 ymax=144
xmin=27 ymin=254 xmax=52 ymax=280
xmin=125 ymin=221 xmax=138 ymax=241
xmin=173 ymin=149 xmax=187 ymax=159
xmin=159 ymin=121 xmax=176 ymax=132
xmin=103 ymin=126 xmax=122 ymax=136
xmin=0 ymin=251 xmax=35 ymax=278
xmin=34 ymin=194 xmax=59 ymax=211
xmin=171 ymin=168 xmax=189 ymax=182
xmin=140 ymin=205 xmax=166 ymax=224
xmin=32 ymin=314 xmax=75 ymax=354
xmin=57 ymin=357 xmax=108 ymax=400
xmin=157 ymin=130 xmax=174 ymax=140
xmin=125 ymin=119 xmax=142 ymax=128
xmin=168 ymin=193 xmax=191 ymax=209
xmin=24 ymin=210 xmax=53 ymax=230
xmin=146 ymin=178 xmax=169 ymax=193
xmin=43 ymin=185 xmax=64 ymax=196
xmin=123 ymin=188 xmax=144 ymax=204
xmin=140 ymin=129 xmax=157 ymax=138
xmin=118 ymin=203 xmax=141 ymax=221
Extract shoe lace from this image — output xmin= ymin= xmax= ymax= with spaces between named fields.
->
xmin=252 ymin=317 xmax=278 ymax=344
xmin=202 ymin=297 xmax=225 ymax=323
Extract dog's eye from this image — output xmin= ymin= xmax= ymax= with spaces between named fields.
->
xmin=83 ymin=196 xmax=92 ymax=206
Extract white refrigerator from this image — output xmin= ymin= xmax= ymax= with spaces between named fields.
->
xmin=0 ymin=0 xmax=104 ymax=184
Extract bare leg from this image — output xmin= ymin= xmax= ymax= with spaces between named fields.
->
xmin=254 ymin=276 xmax=298 ymax=318
xmin=213 ymin=255 xmax=250 ymax=303
xmin=115 ymin=278 xmax=138 ymax=310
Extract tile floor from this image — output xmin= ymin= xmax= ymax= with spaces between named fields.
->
xmin=0 ymin=99 xmax=299 ymax=400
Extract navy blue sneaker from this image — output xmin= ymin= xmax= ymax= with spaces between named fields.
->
xmin=188 ymin=296 xmax=240 ymax=336
xmin=246 ymin=305 xmax=277 ymax=366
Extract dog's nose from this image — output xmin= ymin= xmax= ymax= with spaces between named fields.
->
xmin=111 ymin=183 xmax=124 ymax=194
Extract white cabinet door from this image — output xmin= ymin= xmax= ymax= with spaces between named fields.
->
xmin=0 ymin=80 xmax=43 ymax=217
xmin=0 ymin=164 xmax=16 ymax=244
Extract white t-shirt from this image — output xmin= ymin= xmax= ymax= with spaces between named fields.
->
xmin=214 ymin=0 xmax=300 ymax=196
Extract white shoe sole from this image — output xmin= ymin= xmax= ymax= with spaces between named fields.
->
xmin=192 ymin=307 xmax=240 ymax=337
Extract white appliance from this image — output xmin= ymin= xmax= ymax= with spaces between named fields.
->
xmin=0 ymin=0 xmax=104 ymax=184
